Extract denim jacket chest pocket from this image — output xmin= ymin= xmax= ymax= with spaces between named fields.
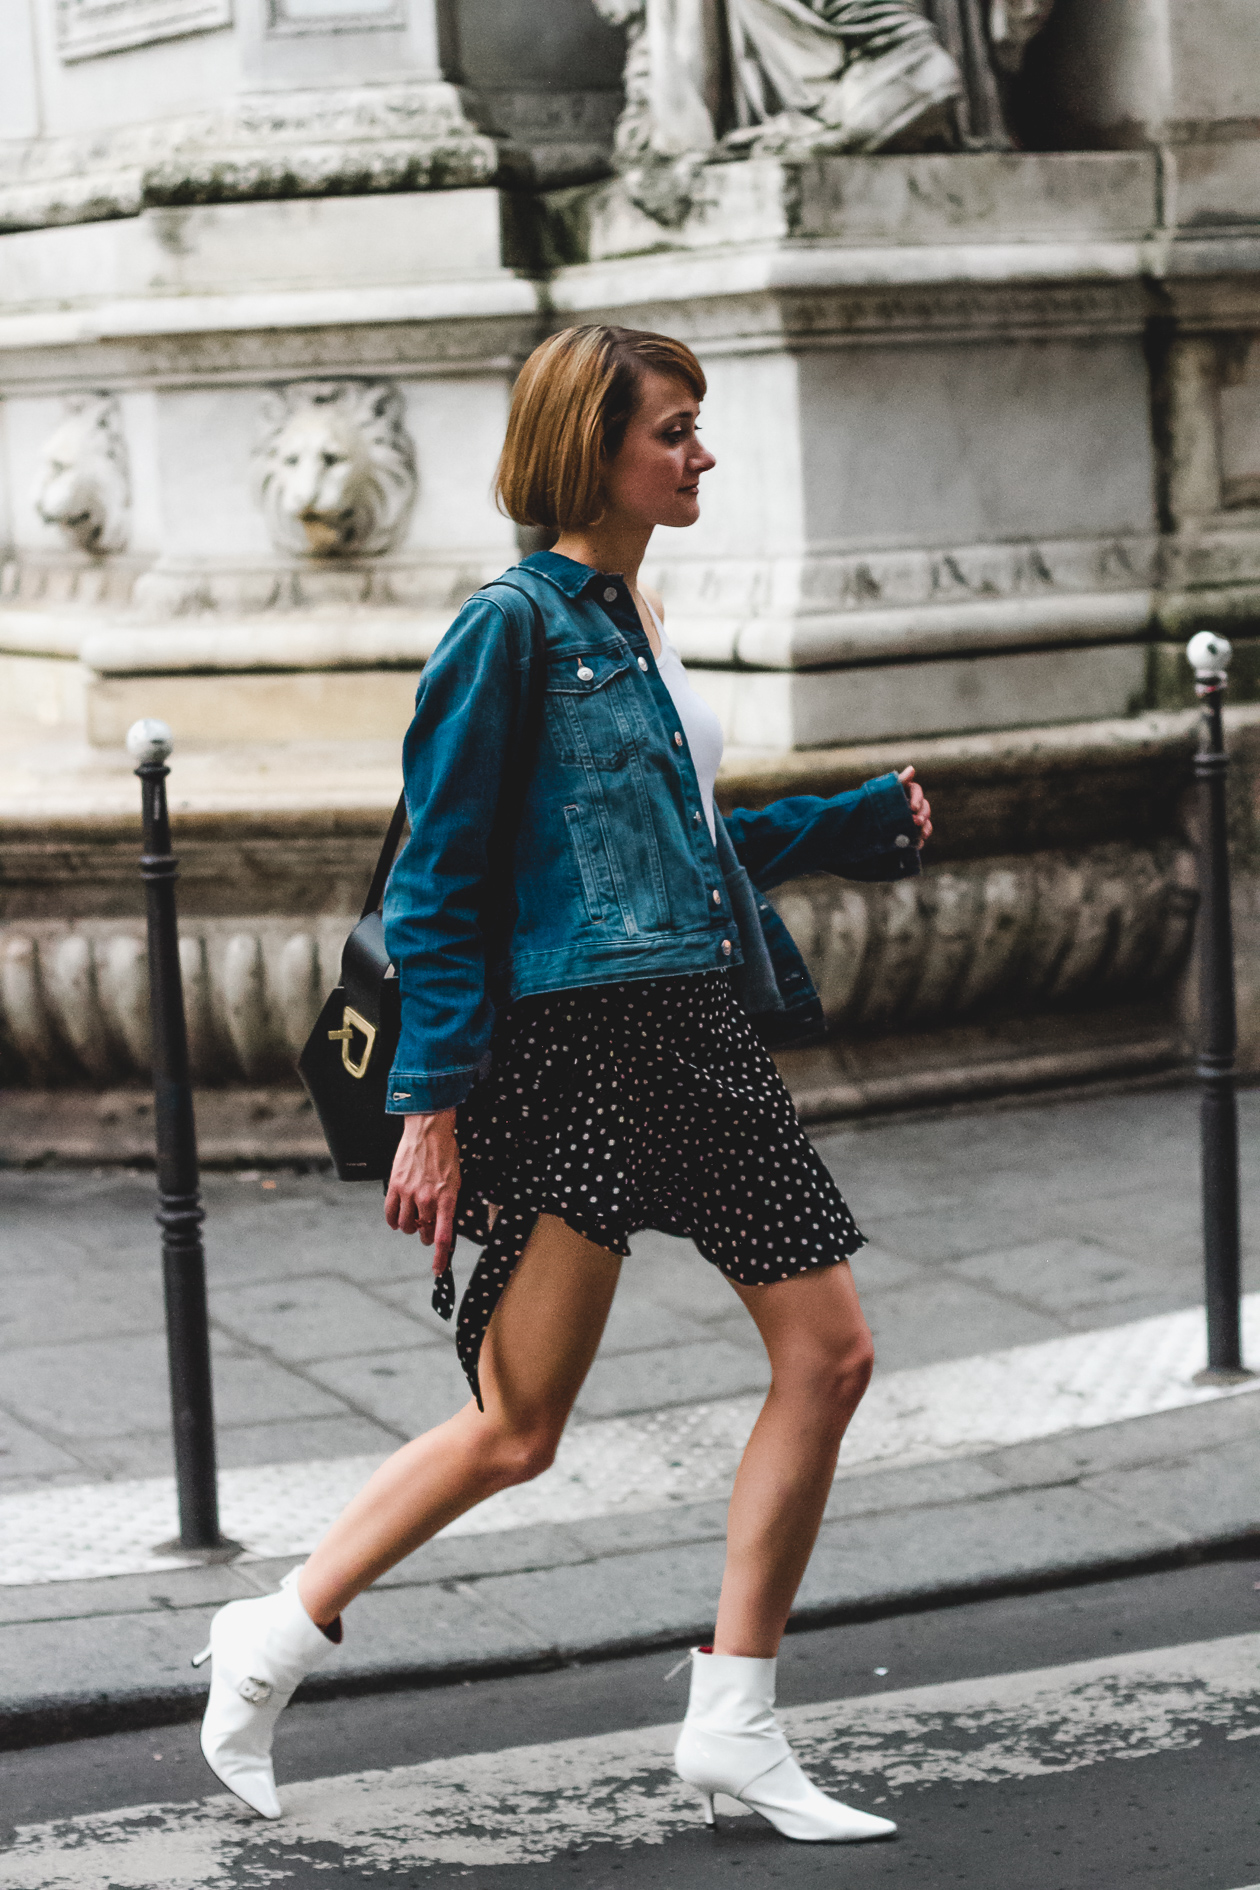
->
xmin=545 ymin=646 xmax=641 ymax=771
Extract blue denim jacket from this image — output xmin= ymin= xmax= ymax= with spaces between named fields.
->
xmin=383 ymin=552 xmax=920 ymax=1112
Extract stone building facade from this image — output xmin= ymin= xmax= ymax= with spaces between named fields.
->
xmin=1 ymin=0 xmax=1258 ymax=1157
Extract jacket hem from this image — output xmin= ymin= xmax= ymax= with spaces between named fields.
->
xmin=508 ymin=931 xmax=742 ymax=1003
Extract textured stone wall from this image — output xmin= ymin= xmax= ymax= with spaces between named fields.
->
xmin=5 ymin=706 xmax=1251 ymax=1143
xmin=0 ymin=839 xmax=1196 ymax=1090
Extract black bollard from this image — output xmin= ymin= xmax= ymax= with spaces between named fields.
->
xmin=1185 ymin=634 xmax=1251 ymax=1384
xmin=127 ymin=718 xmax=226 ymax=1548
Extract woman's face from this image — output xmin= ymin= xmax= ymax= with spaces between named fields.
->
xmin=602 ymin=370 xmax=716 ymax=530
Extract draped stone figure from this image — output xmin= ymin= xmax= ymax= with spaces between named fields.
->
xmin=593 ymin=0 xmax=1054 ymax=218
xmin=926 ymin=0 xmax=1055 ymax=145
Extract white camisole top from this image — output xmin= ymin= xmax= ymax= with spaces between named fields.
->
xmin=641 ymin=594 xmax=724 ymax=842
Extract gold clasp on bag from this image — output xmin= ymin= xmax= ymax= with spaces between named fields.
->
xmin=328 ymin=1006 xmax=376 ymax=1079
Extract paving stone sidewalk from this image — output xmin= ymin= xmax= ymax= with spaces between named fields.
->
xmin=2 ymin=1082 xmax=1258 ymax=1745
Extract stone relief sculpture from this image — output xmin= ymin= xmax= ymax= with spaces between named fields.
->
xmin=33 ymin=392 xmax=130 ymax=555
xmin=253 ymin=381 xmax=418 ymax=558
xmin=593 ymin=0 xmax=1054 ymax=219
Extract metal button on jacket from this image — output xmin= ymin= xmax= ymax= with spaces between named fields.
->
xmin=711 ymin=889 xmax=721 ymax=904
xmin=693 ymin=810 xmax=702 ymax=823
xmin=638 ymin=655 xmax=650 ymax=671
xmin=721 ymin=939 xmax=732 ymax=955
xmin=674 ymin=731 xmax=683 ymax=747
xmin=603 ymin=586 xmax=618 ymax=602
xmin=577 ymin=665 xmax=594 ymax=681
xmin=895 ymin=832 xmax=912 ymax=847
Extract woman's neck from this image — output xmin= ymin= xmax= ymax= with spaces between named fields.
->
xmin=550 ymin=521 xmax=653 ymax=597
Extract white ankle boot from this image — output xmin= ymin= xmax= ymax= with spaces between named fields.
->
xmin=192 ymin=1569 xmax=338 ymax=1818
xmin=674 ymin=1647 xmax=897 ymax=1843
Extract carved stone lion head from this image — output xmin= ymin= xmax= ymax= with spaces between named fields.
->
xmin=253 ymin=381 xmax=418 ymax=558
xmin=34 ymin=393 xmax=130 ymax=555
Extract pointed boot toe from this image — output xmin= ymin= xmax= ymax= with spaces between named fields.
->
xmin=200 ymin=1728 xmax=283 ymax=1820
xmin=741 ymin=1754 xmax=898 ymax=1842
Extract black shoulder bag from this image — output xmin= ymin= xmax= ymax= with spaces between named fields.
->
xmin=297 ymin=580 xmax=547 ymax=1181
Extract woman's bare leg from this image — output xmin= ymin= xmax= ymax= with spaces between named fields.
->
xmin=713 ymin=1261 xmax=874 ymax=1658
xmin=298 ymin=1215 xmax=620 ymax=1628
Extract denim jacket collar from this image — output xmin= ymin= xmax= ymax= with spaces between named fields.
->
xmin=520 ymin=549 xmax=611 ymax=599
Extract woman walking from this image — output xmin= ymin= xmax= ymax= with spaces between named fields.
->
xmin=195 ymin=324 xmax=932 ymax=1840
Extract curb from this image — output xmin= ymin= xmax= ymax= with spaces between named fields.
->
xmin=7 ymin=1527 xmax=1259 ymax=1754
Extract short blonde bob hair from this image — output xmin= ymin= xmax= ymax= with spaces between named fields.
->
xmin=495 ymin=325 xmax=706 ymax=532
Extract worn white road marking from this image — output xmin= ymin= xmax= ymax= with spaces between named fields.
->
xmin=5 ymin=1294 xmax=1260 ymax=1585
xmin=6 ymin=1631 xmax=1260 ymax=1886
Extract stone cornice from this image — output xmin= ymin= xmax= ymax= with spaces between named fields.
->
xmin=0 ymin=82 xmax=498 ymax=236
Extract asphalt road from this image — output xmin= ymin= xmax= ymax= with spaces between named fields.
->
xmin=6 ymin=1558 xmax=1260 ymax=1889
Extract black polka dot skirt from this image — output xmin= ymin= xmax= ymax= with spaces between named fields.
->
xmin=433 ymin=970 xmax=865 ymax=1408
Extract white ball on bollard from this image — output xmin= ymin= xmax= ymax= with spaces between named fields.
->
xmin=125 ymin=718 xmax=174 ymax=765
xmin=1186 ymin=631 xmax=1233 ymax=674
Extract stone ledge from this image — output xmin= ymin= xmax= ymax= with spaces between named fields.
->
xmin=0 ymin=708 xmax=1219 ymax=867
xmin=0 ymin=85 xmax=500 ymax=237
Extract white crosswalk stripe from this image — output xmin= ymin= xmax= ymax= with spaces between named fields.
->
xmin=6 ymin=1631 xmax=1260 ymax=1886
xmin=5 ymin=1293 xmax=1260 ymax=1587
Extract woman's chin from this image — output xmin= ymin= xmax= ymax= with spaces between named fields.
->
xmin=658 ymin=499 xmax=702 ymax=529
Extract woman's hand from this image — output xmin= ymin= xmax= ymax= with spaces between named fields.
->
xmin=897 ymin=766 xmax=933 ymax=847
xmin=385 ymin=1110 xmax=461 ymax=1278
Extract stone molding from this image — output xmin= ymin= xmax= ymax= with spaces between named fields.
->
xmin=0 ymin=83 xmax=498 ymax=234
xmin=0 ymin=842 xmax=1194 ymax=1087
xmin=773 ymin=840 xmax=1195 ymax=1036
xmin=0 ymin=532 xmax=1161 ymax=663
xmin=55 ymin=0 xmax=232 ymax=61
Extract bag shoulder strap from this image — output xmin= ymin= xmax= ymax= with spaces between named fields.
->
xmin=358 ymin=574 xmax=548 ymax=922
xmin=360 ymin=792 xmax=409 ymax=922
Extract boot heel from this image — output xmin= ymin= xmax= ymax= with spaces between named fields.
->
xmin=700 ymin=1791 xmax=716 ymax=1827
xmin=191 ymin=1644 xmax=211 ymax=1669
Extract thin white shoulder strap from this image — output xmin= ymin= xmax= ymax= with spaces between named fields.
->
xmin=640 ymin=591 xmax=666 ymax=642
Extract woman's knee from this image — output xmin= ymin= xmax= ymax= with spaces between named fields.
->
xmin=476 ymin=1421 xmax=561 ymax=1490
xmin=787 ymin=1325 xmax=874 ymax=1417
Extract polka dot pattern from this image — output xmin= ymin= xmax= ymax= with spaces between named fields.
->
xmin=434 ymin=971 xmax=865 ymax=1409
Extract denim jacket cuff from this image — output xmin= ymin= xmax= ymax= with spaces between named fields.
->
xmin=385 ymin=1066 xmax=480 ymax=1114
xmin=864 ymin=770 xmax=918 ymax=848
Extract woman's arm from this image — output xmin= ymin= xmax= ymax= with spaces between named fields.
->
xmin=724 ymin=768 xmax=931 ymax=891
xmin=382 ymin=590 xmax=534 ymax=1116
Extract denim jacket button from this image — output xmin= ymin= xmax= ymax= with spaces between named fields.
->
xmin=638 ymin=656 xmax=650 ymax=671
xmin=577 ymin=665 xmax=594 ymax=681
xmin=711 ymin=889 xmax=721 ymax=904
xmin=603 ymin=586 xmax=618 ymax=602
xmin=895 ymin=832 xmax=912 ymax=848
xmin=674 ymin=731 xmax=683 ymax=747
xmin=721 ymin=939 xmax=732 ymax=955
xmin=693 ymin=810 xmax=701 ymax=823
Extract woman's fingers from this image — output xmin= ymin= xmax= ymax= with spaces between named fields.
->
xmin=897 ymin=767 xmax=932 ymax=844
xmin=432 ymin=1194 xmax=457 ymax=1278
